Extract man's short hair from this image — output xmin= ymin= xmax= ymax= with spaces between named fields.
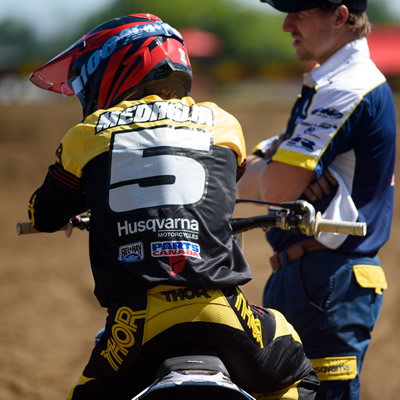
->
xmin=320 ymin=3 xmax=371 ymax=37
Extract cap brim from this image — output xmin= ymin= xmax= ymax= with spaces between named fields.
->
xmin=260 ymin=0 xmax=322 ymax=12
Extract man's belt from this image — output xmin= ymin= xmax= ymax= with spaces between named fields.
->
xmin=270 ymin=238 xmax=328 ymax=272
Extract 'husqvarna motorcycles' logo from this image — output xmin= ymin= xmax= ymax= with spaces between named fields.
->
xmin=118 ymin=242 xmax=144 ymax=262
xmin=117 ymin=217 xmax=199 ymax=238
xmin=151 ymin=241 xmax=201 ymax=258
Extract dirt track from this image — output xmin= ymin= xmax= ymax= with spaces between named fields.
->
xmin=1 ymin=90 xmax=399 ymax=399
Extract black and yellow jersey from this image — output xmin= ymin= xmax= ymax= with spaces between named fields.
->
xmin=29 ymin=95 xmax=250 ymax=307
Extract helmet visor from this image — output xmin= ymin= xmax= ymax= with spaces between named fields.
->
xmin=29 ymin=20 xmax=186 ymax=97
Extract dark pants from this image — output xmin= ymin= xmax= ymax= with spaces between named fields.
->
xmin=68 ymin=286 xmax=319 ymax=399
xmin=263 ymin=250 xmax=385 ymax=400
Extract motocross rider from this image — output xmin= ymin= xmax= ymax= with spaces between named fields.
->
xmin=28 ymin=13 xmax=319 ymax=400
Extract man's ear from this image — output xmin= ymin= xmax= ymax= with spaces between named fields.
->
xmin=334 ymin=5 xmax=350 ymax=28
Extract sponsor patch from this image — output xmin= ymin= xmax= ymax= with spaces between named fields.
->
xmin=151 ymin=241 xmax=200 ymax=259
xmin=118 ymin=242 xmax=144 ymax=263
xmin=117 ymin=217 xmax=199 ymax=238
xmin=161 ymin=287 xmax=211 ymax=301
xmin=101 ymin=306 xmax=146 ymax=371
xmin=287 ymin=136 xmax=316 ymax=152
xmin=169 ymin=255 xmax=187 ymax=276
xmin=311 ymin=356 xmax=357 ymax=381
xmin=312 ymin=107 xmax=343 ymax=120
xmin=96 ymin=101 xmax=214 ymax=134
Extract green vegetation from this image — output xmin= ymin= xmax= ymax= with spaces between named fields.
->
xmin=0 ymin=0 xmax=397 ymax=80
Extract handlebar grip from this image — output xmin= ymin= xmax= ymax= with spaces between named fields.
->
xmin=315 ymin=215 xmax=367 ymax=237
xmin=16 ymin=222 xmax=38 ymax=235
xmin=16 ymin=215 xmax=90 ymax=237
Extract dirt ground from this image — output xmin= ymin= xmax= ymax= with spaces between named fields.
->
xmin=1 ymin=86 xmax=399 ymax=399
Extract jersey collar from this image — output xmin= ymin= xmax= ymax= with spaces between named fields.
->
xmin=304 ymin=38 xmax=370 ymax=86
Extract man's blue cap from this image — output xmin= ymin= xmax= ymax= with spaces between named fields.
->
xmin=260 ymin=0 xmax=367 ymax=12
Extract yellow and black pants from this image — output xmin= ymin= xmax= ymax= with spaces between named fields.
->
xmin=68 ymin=286 xmax=319 ymax=400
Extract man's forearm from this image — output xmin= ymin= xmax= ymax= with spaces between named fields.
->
xmin=237 ymin=155 xmax=266 ymax=200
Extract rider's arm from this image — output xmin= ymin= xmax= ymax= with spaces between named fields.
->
xmin=237 ymin=155 xmax=316 ymax=203
xmin=28 ymin=163 xmax=85 ymax=232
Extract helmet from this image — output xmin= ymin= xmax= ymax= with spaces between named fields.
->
xmin=30 ymin=14 xmax=192 ymax=118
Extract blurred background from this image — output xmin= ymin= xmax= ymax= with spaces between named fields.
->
xmin=1 ymin=1 xmax=399 ymax=399
xmin=1 ymin=0 xmax=400 ymax=102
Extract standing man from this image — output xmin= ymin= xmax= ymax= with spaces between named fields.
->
xmin=238 ymin=0 xmax=396 ymax=399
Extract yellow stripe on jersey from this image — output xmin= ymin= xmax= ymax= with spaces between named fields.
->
xmin=59 ymin=95 xmax=246 ymax=177
xmin=272 ymin=148 xmax=318 ymax=171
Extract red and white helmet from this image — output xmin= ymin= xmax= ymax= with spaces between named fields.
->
xmin=30 ymin=14 xmax=192 ymax=118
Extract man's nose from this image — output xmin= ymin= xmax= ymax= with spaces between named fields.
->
xmin=283 ymin=13 xmax=296 ymax=32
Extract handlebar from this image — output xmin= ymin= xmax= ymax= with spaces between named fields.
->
xmin=16 ymin=214 xmax=90 ymax=237
xmin=313 ymin=212 xmax=366 ymax=237
xmin=16 ymin=200 xmax=367 ymax=239
xmin=231 ymin=200 xmax=366 ymax=238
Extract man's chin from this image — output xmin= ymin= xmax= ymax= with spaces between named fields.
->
xmin=295 ymin=51 xmax=313 ymax=62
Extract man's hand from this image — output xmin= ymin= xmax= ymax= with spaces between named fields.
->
xmin=303 ymin=170 xmax=338 ymax=202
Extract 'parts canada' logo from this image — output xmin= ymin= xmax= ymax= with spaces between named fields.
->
xmin=151 ymin=241 xmax=201 ymax=259
xmin=118 ymin=242 xmax=144 ymax=263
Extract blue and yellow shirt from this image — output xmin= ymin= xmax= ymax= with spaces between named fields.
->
xmin=255 ymin=38 xmax=396 ymax=254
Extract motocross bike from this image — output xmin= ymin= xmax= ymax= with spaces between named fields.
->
xmin=17 ymin=199 xmax=366 ymax=400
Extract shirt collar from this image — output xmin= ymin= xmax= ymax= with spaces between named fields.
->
xmin=304 ymin=38 xmax=370 ymax=86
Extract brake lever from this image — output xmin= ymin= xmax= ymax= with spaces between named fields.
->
xmin=268 ymin=200 xmax=316 ymax=236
